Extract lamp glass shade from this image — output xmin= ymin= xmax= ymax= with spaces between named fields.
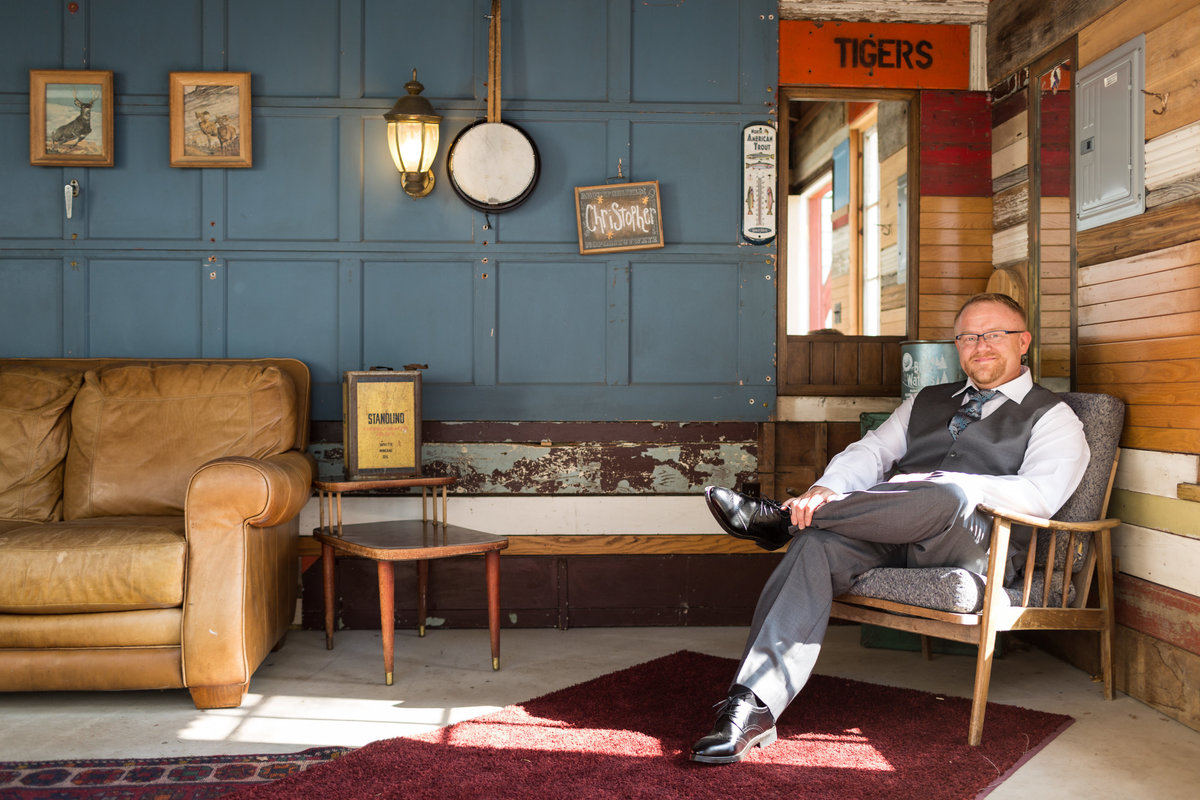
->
xmin=387 ymin=119 xmax=439 ymax=175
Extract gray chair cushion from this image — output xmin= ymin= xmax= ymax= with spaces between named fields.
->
xmin=1033 ymin=393 xmax=1125 ymax=573
xmin=848 ymin=567 xmax=993 ymax=614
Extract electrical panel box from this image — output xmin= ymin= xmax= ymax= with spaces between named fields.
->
xmin=1075 ymin=35 xmax=1145 ymax=231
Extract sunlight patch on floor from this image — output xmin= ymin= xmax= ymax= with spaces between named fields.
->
xmin=176 ymin=694 xmax=504 ymax=746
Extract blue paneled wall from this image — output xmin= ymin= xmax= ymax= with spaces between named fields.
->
xmin=0 ymin=0 xmax=778 ymax=421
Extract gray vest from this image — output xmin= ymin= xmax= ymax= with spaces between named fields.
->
xmin=892 ymin=380 xmax=1062 ymax=477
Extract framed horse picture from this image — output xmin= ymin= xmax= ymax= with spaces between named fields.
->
xmin=30 ymin=70 xmax=114 ymax=167
xmin=168 ymin=71 xmax=252 ymax=168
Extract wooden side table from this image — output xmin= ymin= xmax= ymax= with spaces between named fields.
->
xmin=313 ymin=476 xmax=508 ymax=685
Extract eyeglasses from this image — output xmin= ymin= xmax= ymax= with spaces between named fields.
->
xmin=954 ymin=329 xmax=1025 ymax=346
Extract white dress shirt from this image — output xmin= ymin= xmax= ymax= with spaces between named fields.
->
xmin=813 ymin=368 xmax=1090 ymax=519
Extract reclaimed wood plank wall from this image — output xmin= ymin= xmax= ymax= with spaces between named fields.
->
xmin=990 ymin=0 xmax=1200 ymax=732
xmin=918 ymin=91 xmax=994 ymax=338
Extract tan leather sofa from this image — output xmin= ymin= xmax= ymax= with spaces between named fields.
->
xmin=0 ymin=357 xmax=313 ymax=709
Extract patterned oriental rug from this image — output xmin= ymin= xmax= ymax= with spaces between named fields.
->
xmin=1 ymin=650 xmax=1073 ymax=800
xmin=0 ymin=746 xmax=351 ymax=798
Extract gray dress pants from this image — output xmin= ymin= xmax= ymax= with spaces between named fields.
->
xmin=732 ymin=480 xmax=992 ymax=721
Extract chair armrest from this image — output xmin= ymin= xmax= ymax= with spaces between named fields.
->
xmin=975 ymin=503 xmax=1121 ymax=533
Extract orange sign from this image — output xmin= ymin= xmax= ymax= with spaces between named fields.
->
xmin=780 ymin=21 xmax=970 ymax=90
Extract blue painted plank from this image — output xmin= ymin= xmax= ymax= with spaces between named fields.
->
xmin=229 ymin=0 xmax=339 ymax=97
xmin=363 ymin=0 xmax=477 ymax=101
xmin=497 ymin=261 xmax=609 ymax=384
xmin=631 ymin=120 xmax=742 ymax=245
xmin=90 ymin=0 xmax=202 ymax=96
xmin=361 ymin=259 xmax=476 ymax=384
xmin=225 ymin=258 xmax=341 ymax=417
xmin=226 ymin=115 xmax=340 ymax=241
xmin=0 ymin=3 xmax=60 ymax=92
xmin=89 ymin=114 xmax=201 ymax=240
xmin=0 ymin=115 xmax=64 ymax=240
xmin=88 ymin=258 xmax=201 ymax=357
xmin=631 ymin=262 xmax=739 ymax=385
xmin=506 ymin=0 xmax=609 ymax=102
xmin=632 ymin=0 xmax=740 ymax=104
xmin=0 ymin=259 xmax=62 ymax=357
xmin=492 ymin=118 xmax=609 ymax=245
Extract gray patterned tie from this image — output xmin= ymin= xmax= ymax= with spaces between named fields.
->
xmin=948 ymin=387 xmax=997 ymax=440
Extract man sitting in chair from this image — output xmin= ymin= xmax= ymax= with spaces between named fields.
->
xmin=691 ymin=292 xmax=1090 ymax=764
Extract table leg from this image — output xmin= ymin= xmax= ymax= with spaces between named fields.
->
xmin=486 ymin=549 xmax=501 ymax=670
xmin=417 ymin=559 xmax=429 ymax=637
xmin=378 ymin=561 xmax=396 ymax=686
xmin=322 ymin=542 xmax=335 ymax=650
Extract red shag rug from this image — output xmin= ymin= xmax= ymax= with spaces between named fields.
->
xmin=227 ymin=650 xmax=1072 ymax=800
xmin=0 ymin=746 xmax=351 ymax=798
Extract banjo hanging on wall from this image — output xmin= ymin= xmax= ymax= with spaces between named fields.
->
xmin=447 ymin=0 xmax=540 ymax=212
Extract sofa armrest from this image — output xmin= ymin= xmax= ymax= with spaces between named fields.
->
xmin=181 ymin=450 xmax=315 ymax=691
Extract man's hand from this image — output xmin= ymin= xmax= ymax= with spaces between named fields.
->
xmin=781 ymin=485 xmax=839 ymax=529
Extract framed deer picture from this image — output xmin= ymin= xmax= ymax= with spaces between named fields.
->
xmin=168 ymin=71 xmax=252 ymax=168
xmin=30 ymin=70 xmax=114 ymax=167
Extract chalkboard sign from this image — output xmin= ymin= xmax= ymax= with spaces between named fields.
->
xmin=574 ymin=180 xmax=664 ymax=254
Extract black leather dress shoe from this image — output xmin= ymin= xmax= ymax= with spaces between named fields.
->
xmin=690 ymin=692 xmax=777 ymax=764
xmin=704 ymin=486 xmax=793 ymax=551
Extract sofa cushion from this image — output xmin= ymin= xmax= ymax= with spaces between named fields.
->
xmin=0 ymin=365 xmax=83 ymax=523
xmin=0 ymin=516 xmax=186 ymax=613
xmin=63 ymin=363 xmax=297 ymax=519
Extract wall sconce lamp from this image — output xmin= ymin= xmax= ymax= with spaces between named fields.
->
xmin=384 ymin=69 xmax=441 ymax=198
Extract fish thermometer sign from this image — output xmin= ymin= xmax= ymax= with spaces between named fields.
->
xmin=741 ymin=123 xmax=776 ymax=244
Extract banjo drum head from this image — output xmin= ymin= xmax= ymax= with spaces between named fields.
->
xmin=447 ymin=121 xmax=539 ymax=212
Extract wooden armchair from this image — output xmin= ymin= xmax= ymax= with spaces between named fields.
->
xmin=830 ymin=393 xmax=1125 ymax=745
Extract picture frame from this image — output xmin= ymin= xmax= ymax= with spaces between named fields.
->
xmin=29 ymin=70 xmax=114 ymax=167
xmin=169 ymin=71 xmax=252 ymax=168
xmin=574 ymin=180 xmax=664 ymax=255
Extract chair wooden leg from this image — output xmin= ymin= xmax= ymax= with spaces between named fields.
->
xmin=417 ymin=559 xmax=429 ymax=637
xmin=1097 ymin=530 xmax=1117 ymax=700
xmin=322 ymin=542 xmax=335 ymax=650
xmin=968 ymin=624 xmax=1001 ymax=746
xmin=378 ymin=560 xmax=396 ymax=686
xmin=486 ymin=549 xmax=501 ymax=670
xmin=920 ymin=635 xmax=933 ymax=661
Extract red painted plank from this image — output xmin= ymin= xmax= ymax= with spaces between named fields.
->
xmin=1116 ymin=573 xmax=1200 ymax=658
xmin=920 ymin=90 xmax=992 ymax=196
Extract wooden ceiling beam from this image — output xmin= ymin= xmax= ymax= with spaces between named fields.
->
xmin=778 ymin=0 xmax=989 ymax=25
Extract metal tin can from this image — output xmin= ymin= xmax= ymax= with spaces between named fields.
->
xmin=900 ymin=340 xmax=964 ymax=399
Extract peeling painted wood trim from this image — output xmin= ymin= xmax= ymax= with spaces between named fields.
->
xmin=1116 ymin=573 xmax=1200 ymax=658
xmin=775 ymin=395 xmax=902 ymax=422
xmin=1110 ymin=490 xmax=1200 ymax=539
xmin=1115 ymin=447 xmax=1200 ymax=497
xmin=1113 ymin=522 xmax=1200 ymax=597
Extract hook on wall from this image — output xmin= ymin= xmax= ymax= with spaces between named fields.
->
xmin=64 ymin=179 xmax=80 ymax=219
xmin=1142 ymin=89 xmax=1169 ymax=116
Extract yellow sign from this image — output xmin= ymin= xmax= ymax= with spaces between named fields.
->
xmin=353 ymin=380 xmax=415 ymax=469
xmin=342 ymin=369 xmax=422 ymax=478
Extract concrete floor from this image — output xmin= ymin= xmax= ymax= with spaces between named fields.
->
xmin=2 ymin=625 xmax=1197 ymax=799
